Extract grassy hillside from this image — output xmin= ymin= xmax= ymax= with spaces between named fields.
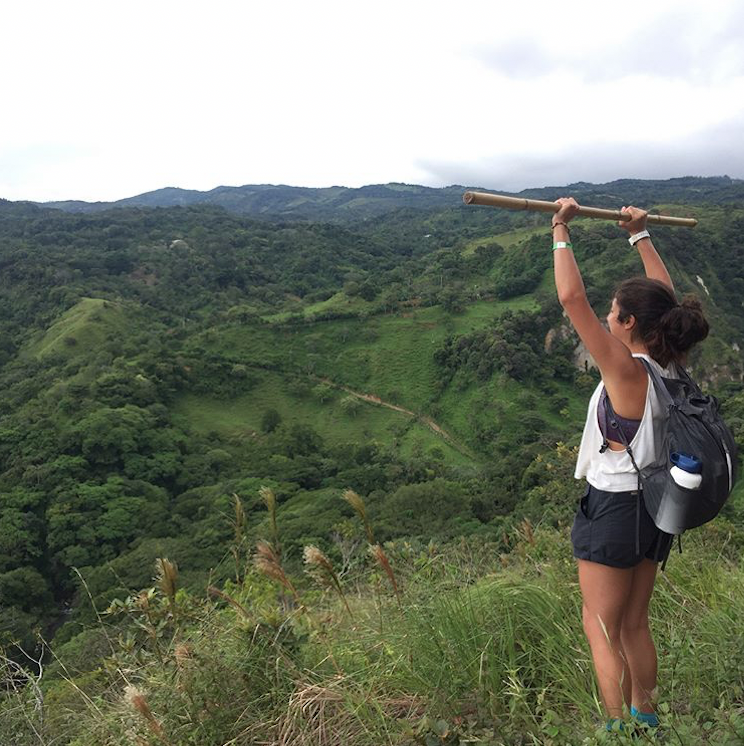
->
xmin=21 ymin=298 xmax=131 ymax=359
xmin=171 ymin=372 xmax=476 ymax=466
xmin=205 ymin=299 xmax=537 ymax=409
xmin=5 ymin=516 xmax=743 ymax=745
xmin=460 ymin=224 xmax=551 ymax=256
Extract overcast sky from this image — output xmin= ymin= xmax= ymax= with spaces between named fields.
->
xmin=3 ymin=0 xmax=744 ymax=202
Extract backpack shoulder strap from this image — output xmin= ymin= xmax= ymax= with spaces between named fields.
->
xmin=637 ymin=357 xmax=675 ymax=407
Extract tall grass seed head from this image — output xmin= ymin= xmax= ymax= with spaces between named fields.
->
xmin=341 ymin=489 xmax=366 ymax=521
xmin=303 ymin=544 xmax=333 ymax=572
xmin=369 ymin=543 xmax=400 ymax=596
xmin=254 ymin=540 xmax=292 ymax=589
xmin=124 ymin=685 xmax=152 ymax=720
xmin=154 ymin=557 xmax=178 ymax=599
xmin=259 ymin=485 xmax=276 ymax=513
xmin=233 ymin=492 xmax=246 ymax=530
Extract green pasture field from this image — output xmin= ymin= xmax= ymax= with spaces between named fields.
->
xmin=460 ymin=224 xmax=551 ymax=256
xmin=171 ymin=370 xmax=476 ymax=466
xmin=198 ymin=298 xmax=539 ymax=415
xmin=181 ymin=294 xmax=554 ymax=467
xmin=459 ymin=217 xmax=597 ymax=259
xmin=262 ymin=291 xmax=374 ymax=323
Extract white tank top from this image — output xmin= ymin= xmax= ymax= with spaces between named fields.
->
xmin=574 ymin=353 xmax=677 ymax=492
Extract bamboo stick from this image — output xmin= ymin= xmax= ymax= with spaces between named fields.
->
xmin=462 ymin=191 xmax=698 ymax=228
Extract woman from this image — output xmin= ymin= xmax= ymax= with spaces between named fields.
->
xmin=551 ymin=198 xmax=709 ymax=732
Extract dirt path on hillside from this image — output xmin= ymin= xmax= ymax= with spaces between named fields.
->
xmin=316 ymin=377 xmax=475 ymax=460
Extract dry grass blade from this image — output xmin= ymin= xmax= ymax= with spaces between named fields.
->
xmin=154 ymin=558 xmax=178 ymax=601
xmin=304 ymin=545 xmax=354 ymax=620
xmin=124 ymin=685 xmax=172 ymax=745
xmin=0 ymin=652 xmax=45 ymax=743
xmin=275 ymin=681 xmax=348 ymax=746
xmin=369 ymin=544 xmax=402 ymax=608
xmin=520 ymin=518 xmax=535 ymax=545
xmin=254 ymin=540 xmax=300 ymax=605
xmin=173 ymin=643 xmax=192 ymax=667
xmin=207 ymin=585 xmax=253 ymax=621
xmin=276 ymin=678 xmax=424 ymax=746
xmin=342 ymin=489 xmax=375 ymax=544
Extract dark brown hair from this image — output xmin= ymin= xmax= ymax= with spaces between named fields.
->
xmin=614 ymin=277 xmax=709 ymax=367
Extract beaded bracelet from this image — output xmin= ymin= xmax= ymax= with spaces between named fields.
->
xmin=552 ymin=220 xmax=571 ymax=232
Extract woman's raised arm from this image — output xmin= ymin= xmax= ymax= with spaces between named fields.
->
xmin=551 ymin=198 xmax=640 ymax=383
xmin=619 ymin=206 xmax=675 ymax=292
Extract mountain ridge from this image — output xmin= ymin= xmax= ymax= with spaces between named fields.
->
xmin=29 ymin=175 xmax=744 ymax=223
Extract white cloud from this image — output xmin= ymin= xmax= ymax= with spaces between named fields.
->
xmin=421 ymin=113 xmax=744 ymax=192
xmin=469 ymin=2 xmax=744 ymax=84
xmin=2 ymin=0 xmax=743 ymax=201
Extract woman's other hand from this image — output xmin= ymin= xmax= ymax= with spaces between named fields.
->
xmin=618 ymin=205 xmax=648 ymax=234
xmin=553 ymin=197 xmax=580 ymax=226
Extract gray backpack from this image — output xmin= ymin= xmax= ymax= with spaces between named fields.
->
xmin=606 ymin=358 xmax=738 ymax=560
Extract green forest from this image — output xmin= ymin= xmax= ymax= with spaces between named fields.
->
xmin=2 ymin=177 xmax=744 ymax=744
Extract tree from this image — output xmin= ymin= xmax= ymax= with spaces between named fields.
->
xmin=359 ymin=282 xmax=378 ymax=301
xmin=340 ymin=395 xmax=362 ymax=417
xmin=46 ymin=478 xmax=168 ymax=582
xmin=519 ymin=442 xmax=581 ymax=525
xmin=439 ymin=287 xmax=464 ymax=314
xmin=377 ymin=479 xmax=471 ymax=537
xmin=272 ymin=423 xmax=324 ymax=458
xmin=0 ymin=567 xmax=51 ymax=616
xmin=0 ymin=489 xmax=45 ymax=573
xmin=69 ymin=406 xmax=155 ymax=466
xmin=313 ymin=383 xmax=335 ymax=403
xmin=261 ymin=408 xmax=282 ymax=433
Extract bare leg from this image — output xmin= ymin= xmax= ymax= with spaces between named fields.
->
xmin=577 ymin=559 xmax=634 ymax=718
xmin=619 ymin=558 xmax=659 ymax=713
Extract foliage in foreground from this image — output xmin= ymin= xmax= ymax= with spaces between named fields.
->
xmin=2 ymin=515 xmax=744 ymax=746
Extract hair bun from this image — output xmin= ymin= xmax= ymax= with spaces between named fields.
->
xmin=680 ymin=296 xmax=704 ymax=314
xmin=661 ymin=295 xmax=709 ymax=351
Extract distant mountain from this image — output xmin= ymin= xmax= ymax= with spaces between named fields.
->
xmin=519 ymin=175 xmax=744 ymax=208
xmin=38 ymin=183 xmax=466 ymax=222
xmin=34 ymin=176 xmax=744 ymax=223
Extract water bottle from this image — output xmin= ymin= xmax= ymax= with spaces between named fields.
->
xmin=670 ymin=452 xmax=703 ymax=489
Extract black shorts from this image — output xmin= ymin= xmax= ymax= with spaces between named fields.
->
xmin=571 ymin=483 xmax=673 ymax=569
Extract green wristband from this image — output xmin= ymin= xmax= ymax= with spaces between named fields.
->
xmin=553 ymin=241 xmax=572 ymax=250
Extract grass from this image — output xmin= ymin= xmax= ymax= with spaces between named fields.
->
xmin=171 ymin=370 xmax=476 ymax=466
xmin=180 ymin=295 xmax=553 ymax=468
xmin=21 ymin=297 xmax=130 ymax=359
xmin=460 ymin=216 xmax=597 ymax=258
xmin=460 ymin=225 xmax=551 ymax=257
xmin=262 ymin=291 xmax=374 ymax=323
xmin=13 ymin=520 xmax=744 ymax=745
xmin=202 ymin=298 xmax=538 ymax=415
